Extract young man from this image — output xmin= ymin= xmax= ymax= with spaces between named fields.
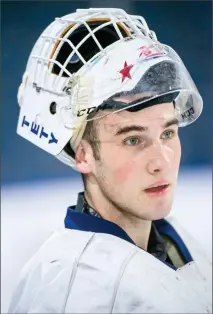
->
xmin=9 ymin=8 xmax=211 ymax=313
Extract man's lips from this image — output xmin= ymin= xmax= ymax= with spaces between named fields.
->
xmin=144 ymin=182 xmax=170 ymax=196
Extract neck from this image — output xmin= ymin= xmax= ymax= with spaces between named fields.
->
xmin=84 ymin=187 xmax=152 ymax=251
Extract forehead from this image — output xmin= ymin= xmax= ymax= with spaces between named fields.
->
xmin=98 ymin=102 xmax=176 ymax=132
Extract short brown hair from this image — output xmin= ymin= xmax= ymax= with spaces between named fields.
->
xmin=82 ymin=118 xmax=101 ymax=161
xmin=80 ymin=117 xmax=101 ymax=187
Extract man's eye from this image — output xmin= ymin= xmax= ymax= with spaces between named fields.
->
xmin=161 ymin=130 xmax=175 ymax=139
xmin=124 ymin=137 xmax=140 ymax=146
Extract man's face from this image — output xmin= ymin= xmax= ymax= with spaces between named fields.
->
xmin=90 ymin=102 xmax=181 ymax=221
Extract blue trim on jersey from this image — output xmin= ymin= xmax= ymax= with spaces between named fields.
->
xmin=154 ymin=219 xmax=193 ymax=263
xmin=65 ymin=207 xmax=192 ymax=270
xmin=65 ymin=207 xmax=135 ymax=245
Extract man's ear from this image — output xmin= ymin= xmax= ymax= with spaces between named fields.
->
xmin=75 ymin=140 xmax=93 ymax=174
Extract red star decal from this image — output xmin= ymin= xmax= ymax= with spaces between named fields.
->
xmin=119 ymin=61 xmax=133 ymax=83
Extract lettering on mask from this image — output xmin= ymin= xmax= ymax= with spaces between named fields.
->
xmin=77 ymin=103 xmax=108 ymax=117
xmin=21 ymin=115 xmax=58 ymax=144
xmin=181 ymin=107 xmax=195 ymax=120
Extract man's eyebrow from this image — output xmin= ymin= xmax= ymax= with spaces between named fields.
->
xmin=115 ymin=125 xmax=148 ymax=136
xmin=114 ymin=118 xmax=179 ymax=136
xmin=163 ymin=118 xmax=179 ymax=128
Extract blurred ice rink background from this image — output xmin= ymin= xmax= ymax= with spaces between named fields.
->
xmin=2 ymin=1 xmax=212 ymax=313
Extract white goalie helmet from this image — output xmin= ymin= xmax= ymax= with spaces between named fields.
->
xmin=17 ymin=8 xmax=203 ymax=170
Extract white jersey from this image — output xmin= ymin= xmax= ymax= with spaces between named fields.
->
xmin=8 ymin=216 xmax=211 ymax=313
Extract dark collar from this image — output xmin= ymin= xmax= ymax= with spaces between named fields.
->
xmin=65 ymin=192 xmax=175 ymax=264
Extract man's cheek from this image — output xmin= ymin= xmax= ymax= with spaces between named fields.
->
xmin=173 ymin=144 xmax=181 ymax=170
xmin=112 ymin=159 xmax=137 ymax=183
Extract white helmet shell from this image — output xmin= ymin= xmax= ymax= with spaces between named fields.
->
xmin=17 ymin=8 xmax=203 ymax=170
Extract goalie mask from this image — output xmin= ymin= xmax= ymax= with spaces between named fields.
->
xmin=17 ymin=8 xmax=203 ymax=169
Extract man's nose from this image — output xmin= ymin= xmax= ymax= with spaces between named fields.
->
xmin=146 ymin=144 xmax=171 ymax=175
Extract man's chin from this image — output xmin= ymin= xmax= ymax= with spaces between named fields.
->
xmin=147 ymin=191 xmax=174 ymax=219
xmin=139 ymin=204 xmax=172 ymax=221
xmin=132 ymin=205 xmax=172 ymax=221
xmin=152 ymin=205 xmax=172 ymax=220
